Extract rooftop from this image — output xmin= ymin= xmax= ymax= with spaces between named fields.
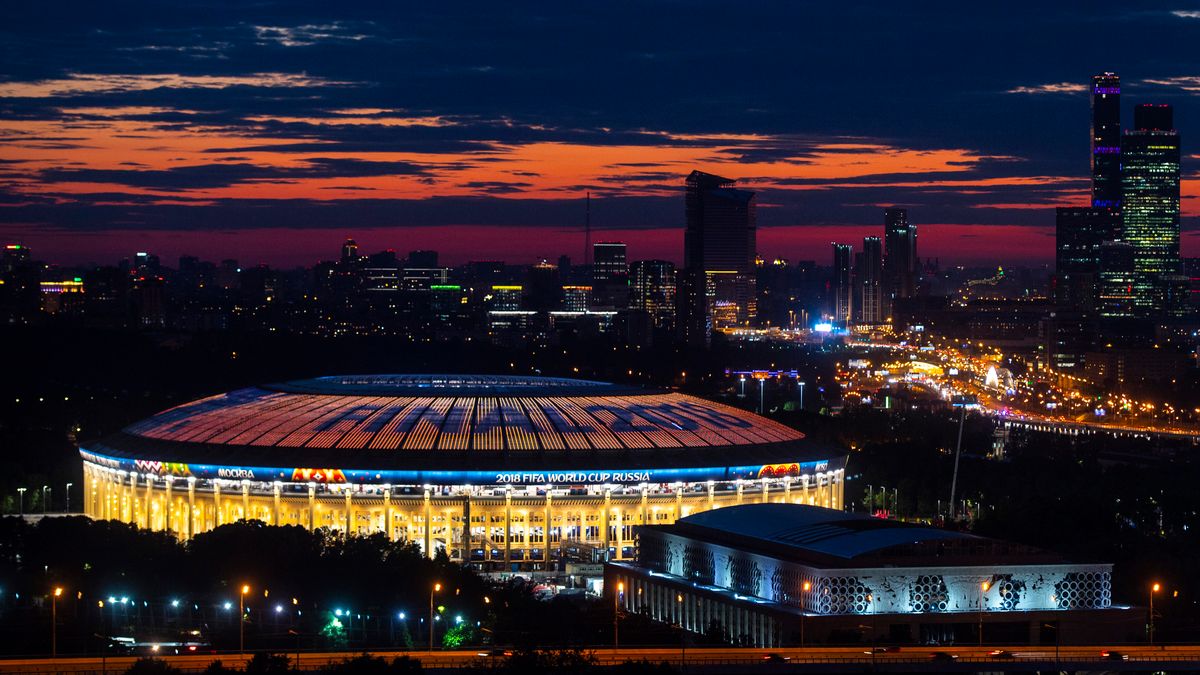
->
xmin=666 ymin=504 xmax=1062 ymax=567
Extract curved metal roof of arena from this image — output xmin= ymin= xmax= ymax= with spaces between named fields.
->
xmin=85 ymin=374 xmax=837 ymax=473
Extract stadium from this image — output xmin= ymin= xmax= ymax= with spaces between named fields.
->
xmin=80 ymin=374 xmax=845 ymax=569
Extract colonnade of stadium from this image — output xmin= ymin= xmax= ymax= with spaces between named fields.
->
xmin=81 ymin=467 xmax=844 ymax=564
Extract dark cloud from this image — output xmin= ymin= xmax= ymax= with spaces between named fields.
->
xmin=1 ymin=0 xmax=1199 ymax=260
xmin=38 ymin=158 xmax=433 ymax=190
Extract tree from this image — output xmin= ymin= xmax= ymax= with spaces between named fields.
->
xmin=124 ymin=658 xmax=181 ymax=675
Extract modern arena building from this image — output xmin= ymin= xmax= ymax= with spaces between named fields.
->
xmin=80 ymin=375 xmax=845 ymax=568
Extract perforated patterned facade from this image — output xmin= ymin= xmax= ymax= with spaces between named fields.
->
xmin=607 ymin=504 xmax=1131 ymax=647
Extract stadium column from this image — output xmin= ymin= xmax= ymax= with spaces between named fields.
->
xmin=761 ymin=478 xmax=769 ymax=504
xmin=736 ymin=480 xmax=744 ymax=505
xmin=187 ymin=477 xmax=195 ymax=538
xmin=241 ymin=479 xmax=250 ymax=522
xmin=307 ymin=483 xmax=316 ymax=531
xmin=344 ymin=490 xmax=353 ymax=535
xmin=164 ymin=477 xmax=173 ymax=533
xmin=543 ymin=492 xmax=552 ymax=566
xmin=144 ymin=475 xmax=153 ymax=528
xmin=602 ymin=489 xmax=612 ymax=560
xmin=126 ymin=471 xmax=135 ymax=523
xmin=707 ymin=481 xmax=715 ymax=510
xmin=423 ymin=488 xmax=433 ymax=559
xmin=641 ymin=486 xmax=649 ymax=527
xmin=459 ymin=493 xmax=469 ymax=556
xmin=272 ymin=482 xmax=281 ymax=526
xmin=675 ymin=486 xmax=683 ymax=521
xmin=213 ymin=481 xmax=222 ymax=527
xmin=783 ymin=476 xmax=791 ymax=503
xmin=385 ymin=487 xmax=394 ymax=540
xmin=504 ymin=488 xmax=513 ymax=566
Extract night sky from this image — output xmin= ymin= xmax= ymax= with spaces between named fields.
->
xmin=2 ymin=1 xmax=1199 ymax=268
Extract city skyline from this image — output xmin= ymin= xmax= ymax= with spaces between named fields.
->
xmin=3 ymin=2 xmax=1200 ymax=267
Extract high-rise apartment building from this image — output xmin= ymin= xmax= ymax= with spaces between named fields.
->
xmin=857 ymin=237 xmax=884 ymax=324
xmin=592 ymin=242 xmax=628 ymax=308
xmin=830 ymin=243 xmax=853 ymax=327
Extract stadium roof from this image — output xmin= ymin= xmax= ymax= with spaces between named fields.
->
xmin=87 ymin=375 xmax=836 ymax=473
xmin=667 ymin=504 xmax=1062 ymax=567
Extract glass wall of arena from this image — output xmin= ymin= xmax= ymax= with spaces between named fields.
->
xmin=81 ymin=463 xmax=844 ymax=567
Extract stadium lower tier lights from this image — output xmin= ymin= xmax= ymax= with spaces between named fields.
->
xmin=79 ymin=374 xmax=846 ymax=568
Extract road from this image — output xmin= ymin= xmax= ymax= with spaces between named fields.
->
xmin=5 ymin=645 xmax=1200 ymax=672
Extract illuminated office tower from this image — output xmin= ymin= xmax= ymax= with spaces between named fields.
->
xmin=882 ymin=208 xmax=917 ymax=318
xmin=630 ymin=259 xmax=676 ymax=329
xmin=592 ymin=241 xmax=628 ymax=308
xmin=830 ymin=243 xmax=853 ymax=327
xmin=679 ymin=170 xmax=757 ymax=343
xmin=857 ymin=237 xmax=883 ymax=324
xmin=1121 ymin=104 xmax=1181 ymax=317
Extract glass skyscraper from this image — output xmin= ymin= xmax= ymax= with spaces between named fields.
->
xmin=1121 ymin=104 xmax=1181 ymax=317
xmin=882 ymin=207 xmax=916 ymax=320
xmin=1091 ymin=72 xmax=1122 ymax=210
xmin=679 ymin=170 xmax=757 ymax=343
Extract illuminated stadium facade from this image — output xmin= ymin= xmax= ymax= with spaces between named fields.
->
xmin=80 ymin=375 xmax=846 ymax=568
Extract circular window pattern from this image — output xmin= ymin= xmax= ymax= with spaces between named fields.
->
xmin=908 ymin=574 xmax=949 ymax=613
xmin=1054 ymin=571 xmax=1112 ymax=609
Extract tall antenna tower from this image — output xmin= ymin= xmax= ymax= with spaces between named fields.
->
xmin=584 ymin=191 xmax=591 ymax=266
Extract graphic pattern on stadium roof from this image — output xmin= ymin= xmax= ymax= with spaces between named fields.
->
xmin=122 ymin=375 xmax=805 ymax=453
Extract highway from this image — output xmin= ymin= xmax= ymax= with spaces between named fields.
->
xmin=6 ymin=645 xmax=1200 ymax=672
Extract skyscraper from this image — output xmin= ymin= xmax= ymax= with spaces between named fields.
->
xmin=857 ymin=237 xmax=883 ymax=324
xmin=1091 ymin=72 xmax=1122 ymax=210
xmin=592 ymin=241 xmax=628 ymax=308
xmin=1097 ymin=241 xmax=1136 ymax=318
xmin=882 ymin=208 xmax=917 ymax=318
xmin=830 ymin=243 xmax=853 ymax=327
xmin=630 ymin=259 xmax=676 ymax=329
xmin=679 ymin=170 xmax=757 ymax=343
xmin=1122 ymin=104 xmax=1181 ymax=317
xmin=341 ymin=237 xmax=359 ymax=264
xmin=1055 ymin=207 xmax=1108 ymax=310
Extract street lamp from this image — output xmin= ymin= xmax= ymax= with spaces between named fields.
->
xmin=799 ymin=381 xmax=806 ymax=411
xmin=979 ymin=581 xmax=990 ymax=646
xmin=51 ymin=587 xmax=63 ymax=657
xmin=1149 ymin=582 xmax=1160 ymax=645
xmin=676 ymin=594 xmax=685 ymax=667
xmin=42 ymin=485 xmax=50 ymax=514
xmin=65 ymin=483 xmax=72 ymax=513
xmin=17 ymin=488 xmax=25 ymax=516
xmin=429 ymin=582 xmax=441 ymax=651
xmin=239 ymin=584 xmax=250 ymax=654
xmin=613 ymin=581 xmax=624 ymax=649
xmin=801 ymin=581 xmax=811 ymax=647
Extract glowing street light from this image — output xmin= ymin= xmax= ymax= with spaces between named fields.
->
xmin=239 ymin=584 xmax=250 ymax=654
xmin=614 ymin=581 xmax=624 ymax=648
xmin=979 ymin=581 xmax=991 ymax=645
xmin=51 ymin=587 xmax=63 ymax=657
xmin=429 ymin=582 xmax=442 ymax=651
xmin=1150 ymin=583 xmax=1161 ymax=644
